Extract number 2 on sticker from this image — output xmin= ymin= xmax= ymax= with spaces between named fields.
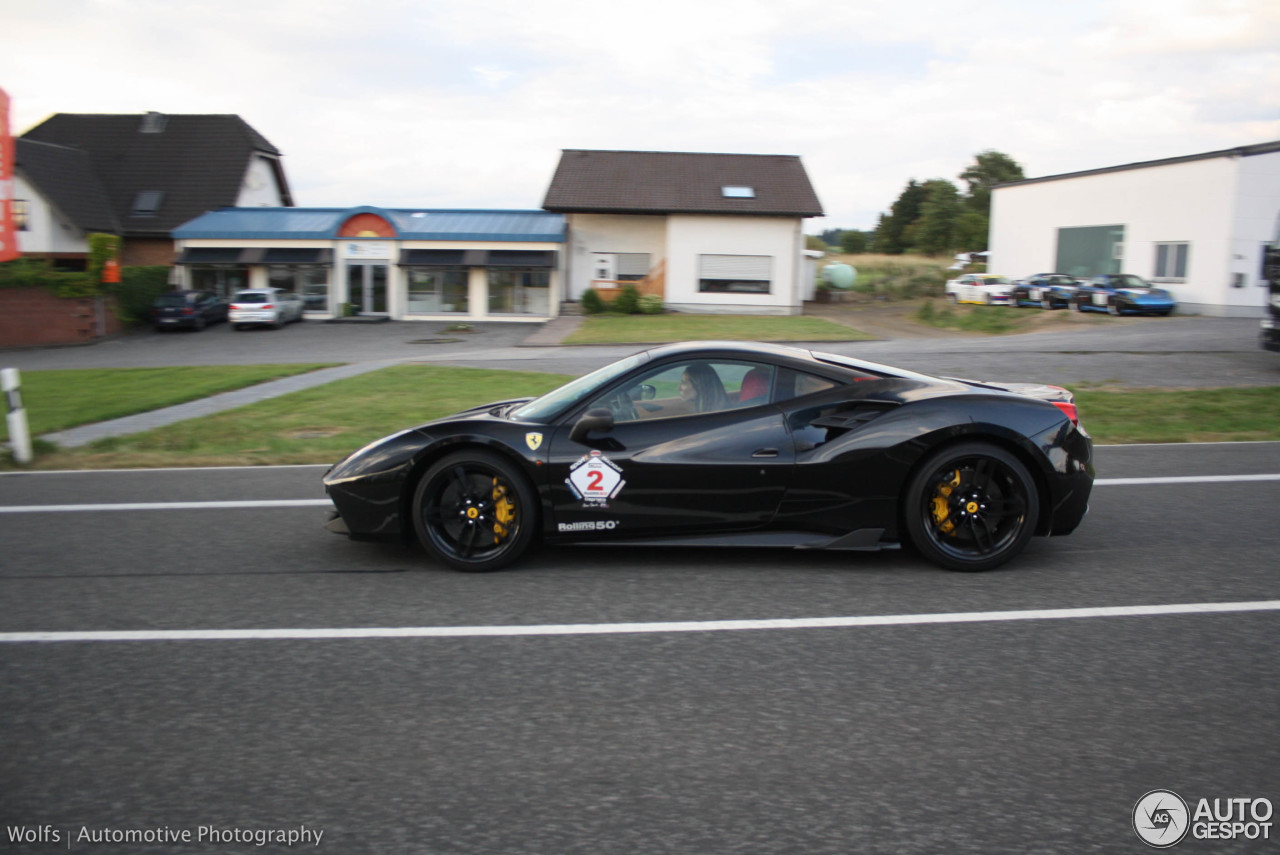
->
xmin=587 ymin=471 xmax=605 ymax=492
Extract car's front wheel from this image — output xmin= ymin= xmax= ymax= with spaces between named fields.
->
xmin=904 ymin=442 xmax=1039 ymax=572
xmin=412 ymin=450 xmax=536 ymax=572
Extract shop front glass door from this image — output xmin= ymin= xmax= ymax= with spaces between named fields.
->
xmin=347 ymin=264 xmax=388 ymax=314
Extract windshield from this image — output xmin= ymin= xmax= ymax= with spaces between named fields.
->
xmin=154 ymin=294 xmax=190 ymax=307
xmin=509 ymin=351 xmax=650 ymax=422
xmin=1112 ymin=275 xmax=1150 ymax=289
xmin=982 ymin=277 xmax=1012 ymax=284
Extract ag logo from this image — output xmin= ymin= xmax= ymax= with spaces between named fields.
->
xmin=566 ymin=450 xmax=625 ymax=508
xmin=1133 ymin=790 xmax=1190 ymax=848
xmin=525 ymin=432 xmax=543 ymax=451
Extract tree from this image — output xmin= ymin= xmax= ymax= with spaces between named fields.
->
xmin=909 ymin=180 xmax=963 ymax=256
xmin=959 ymin=149 xmax=1025 ymax=215
xmin=840 ymin=229 xmax=869 ymax=254
xmin=872 ymin=180 xmax=927 ymax=254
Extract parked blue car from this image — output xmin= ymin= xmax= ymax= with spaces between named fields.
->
xmin=1071 ymin=274 xmax=1176 ymax=316
xmin=1010 ymin=273 xmax=1080 ymax=309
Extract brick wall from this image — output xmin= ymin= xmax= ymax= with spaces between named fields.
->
xmin=0 ymin=288 xmax=125 ymax=348
xmin=121 ymin=239 xmax=177 ymax=267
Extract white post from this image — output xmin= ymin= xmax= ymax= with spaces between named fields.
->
xmin=2 ymin=367 xmax=32 ymax=464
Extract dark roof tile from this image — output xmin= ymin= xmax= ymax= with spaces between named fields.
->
xmin=542 ymin=149 xmax=823 ymax=217
xmin=19 ymin=113 xmax=291 ymax=237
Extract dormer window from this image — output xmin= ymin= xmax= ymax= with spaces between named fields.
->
xmin=132 ymin=190 xmax=164 ymax=217
xmin=722 ymin=186 xmax=755 ymax=198
xmin=140 ymin=112 xmax=167 ymax=133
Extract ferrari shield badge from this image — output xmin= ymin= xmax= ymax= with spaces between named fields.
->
xmin=566 ymin=450 xmax=626 ymax=508
xmin=525 ymin=432 xmax=543 ymax=451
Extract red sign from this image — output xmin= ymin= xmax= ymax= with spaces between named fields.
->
xmin=0 ymin=87 xmax=17 ymax=262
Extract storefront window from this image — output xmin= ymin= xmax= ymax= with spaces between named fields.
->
xmin=1055 ymin=225 xmax=1125 ymax=279
xmin=488 ymin=269 xmax=550 ymax=315
xmin=190 ymin=267 xmax=249 ymax=299
xmin=407 ymin=268 xmax=469 ymax=313
xmin=268 ymin=265 xmax=330 ymax=312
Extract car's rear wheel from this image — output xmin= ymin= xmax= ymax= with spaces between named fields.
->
xmin=1041 ymin=297 xmax=1053 ymax=310
xmin=904 ymin=442 xmax=1039 ymax=571
xmin=1107 ymin=301 xmax=1121 ymax=316
xmin=412 ymin=450 xmax=536 ymax=572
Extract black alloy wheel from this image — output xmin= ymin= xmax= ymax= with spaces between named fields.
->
xmin=412 ymin=449 xmax=536 ymax=572
xmin=904 ymin=442 xmax=1039 ymax=572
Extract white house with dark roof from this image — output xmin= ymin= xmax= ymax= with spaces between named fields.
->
xmin=542 ymin=150 xmax=824 ymax=315
xmin=989 ymin=140 xmax=1280 ymax=317
xmin=11 ymin=138 xmax=120 ymax=265
xmin=20 ymin=112 xmax=292 ymax=266
xmin=172 ymin=206 xmax=564 ymax=321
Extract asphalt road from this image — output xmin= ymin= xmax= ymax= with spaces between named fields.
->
xmin=3 ymin=314 xmax=1278 ymax=390
xmin=2 ymin=443 xmax=1278 ymax=854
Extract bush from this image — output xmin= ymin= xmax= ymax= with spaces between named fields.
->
xmin=0 ymin=257 xmax=94 ymax=297
xmin=580 ymin=288 xmax=605 ymax=314
xmin=637 ymin=294 xmax=664 ymax=314
xmin=108 ymin=266 xmax=171 ymax=324
xmin=613 ymin=284 xmax=641 ymax=314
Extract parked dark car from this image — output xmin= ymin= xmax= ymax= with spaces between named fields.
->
xmin=1072 ymin=274 xmax=1176 ymax=316
xmin=1010 ymin=274 xmax=1079 ymax=309
xmin=324 ymin=342 xmax=1093 ymax=574
xmin=151 ymin=290 xmax=229 ymax=331
xmin=1262 ymin=235 xmax=1280 ymax=352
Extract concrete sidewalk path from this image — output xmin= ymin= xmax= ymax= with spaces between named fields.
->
xmin=40 ymin=360 xmax=407 ymax=449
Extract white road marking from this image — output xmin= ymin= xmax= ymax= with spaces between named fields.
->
xmin=0 ymin=499 xmax=332 ymax=513
xmin=0 ymin=473 xmax=1277 ymax=514
xmin=1096 ymin=474 xmax=1280 ymax=486
xmin=2 ymin=600 xmax=1278 ymax=644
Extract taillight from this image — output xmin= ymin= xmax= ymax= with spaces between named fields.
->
xmin=182 ymin=307 xmax=194 ymax=315
xmin=1053 ymin=401 xmax=1079 ymax=426
xmin=262 ymin=304 xmax=274 ymax=310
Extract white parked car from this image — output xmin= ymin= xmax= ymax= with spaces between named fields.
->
xmin=228 ymin=288 xmax=306 ymax=330
xmin=944 ymin=274 xmax=1014 ymax=305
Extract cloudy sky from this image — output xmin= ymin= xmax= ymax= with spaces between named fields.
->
xmin=3 ymin=0 xmax=1278 ymax=231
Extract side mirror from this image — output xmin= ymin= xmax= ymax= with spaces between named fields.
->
xmin=569 ymin=407 xmax=615 ymax=445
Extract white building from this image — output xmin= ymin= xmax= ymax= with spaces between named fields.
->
xmin=989 ymin=141 xmax=1280 ymax=316
xmin=542 ymin=150 xmax=824 ymax=315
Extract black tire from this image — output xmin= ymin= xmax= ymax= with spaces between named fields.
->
xmin=1041 ymin=297 xmax=1053 ymax=310
xmin=904 ymin=442 xmax=1039 ymax=572
xmin=412 ymin=450 xmax=536 ymax=572
xmin=947 ymin=293 xmax=959 ymax=304
xmin=1107 ymin=301 xmax=1120 ymax=316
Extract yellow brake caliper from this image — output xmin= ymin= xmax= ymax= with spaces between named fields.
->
xmin=930 ymin=470 xmax=962 ymax=535
xmin=492 ymin=478 xmax=516 ymax=543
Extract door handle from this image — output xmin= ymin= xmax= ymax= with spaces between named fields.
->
xmin=751 ymin=448 xmax=779 ymax=458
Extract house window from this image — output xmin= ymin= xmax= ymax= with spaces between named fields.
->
xmin=591 ymin=252 xmax=650 ymax=282
xmin=268 ymin=265 xmax=330 ymax=312
xmin=698 ymin=254 xmax=772 ymax=294
xmin=1153 ymin=242 xmax=1189 ymax=281
xmin=407 ymin=268 xmax=469 ymax=314
xmin=489 ymin=269 xmax=550 ymax=314
xmin=132 ymin=191 xmax=164 ymax=217
xmin=11 ymin=199 xmax=29 ymax=231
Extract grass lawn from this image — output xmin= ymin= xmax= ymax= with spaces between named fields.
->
xmin=11 ymin=365 xmax=574 ymax=470
xmin=5 ymin=363 xmax=1279 ymax=470
xmin=1071 ymin=385 xmax=1280 ymax=444
xmin=0 ymin=364 xmax=338 ymax=440
xmin=562 ymin=313 xmax=872 ymax=345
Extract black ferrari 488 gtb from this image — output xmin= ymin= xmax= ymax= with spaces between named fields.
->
xmin=324 ymin=342 xmax=1092 ymax=572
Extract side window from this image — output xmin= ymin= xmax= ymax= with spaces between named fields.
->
xmin=588 ymin=361 xmax=777 ymax=423
xmin=775 ymin=369 xmax=839 ymax=403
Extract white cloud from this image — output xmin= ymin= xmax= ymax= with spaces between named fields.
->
xmin=2 ymin=0 xmax=1277 ymax=230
